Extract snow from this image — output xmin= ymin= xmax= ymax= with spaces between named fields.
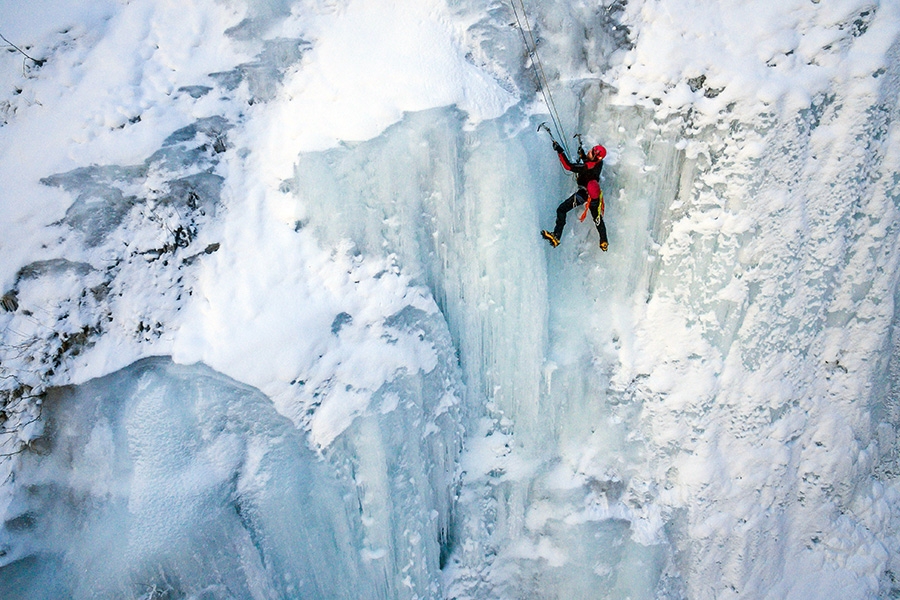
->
xmin=1 ymin=0 xmax=900 ymax=598
xmin=254 ymin=0 xmax=514 ymax=162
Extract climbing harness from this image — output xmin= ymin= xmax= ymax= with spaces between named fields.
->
xmin=579 ymin=188 xmax=603 ymax=222
xmin=510 ymin=0 xmax=570 ymax=156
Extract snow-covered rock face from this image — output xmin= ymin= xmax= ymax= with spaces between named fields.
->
xmin=2 ymin=0 xmax=900 ymax=598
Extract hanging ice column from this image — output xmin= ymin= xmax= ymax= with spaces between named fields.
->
xmin=294 ymin=106 xmax=553 ymax=443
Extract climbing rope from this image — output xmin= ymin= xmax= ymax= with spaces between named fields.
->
xmin=509 ymin=0 xmax=569 ymax=156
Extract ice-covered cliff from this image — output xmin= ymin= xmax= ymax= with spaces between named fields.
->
xmin=1 ymin=0 xmax=899 ymax=598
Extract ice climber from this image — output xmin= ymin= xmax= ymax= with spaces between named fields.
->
xmin=541 ymin=141 xmax=609 ymax=251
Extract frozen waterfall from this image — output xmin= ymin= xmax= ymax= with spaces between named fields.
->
xmin=2 ymin=0 xmax=900 ymax=598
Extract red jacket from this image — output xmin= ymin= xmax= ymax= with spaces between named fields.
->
xmin=558 ymin=151 xmax=603 ymax=199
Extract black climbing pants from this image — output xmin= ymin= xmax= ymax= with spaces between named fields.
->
xmin=553 ymin=188 xmax=608 ymax=246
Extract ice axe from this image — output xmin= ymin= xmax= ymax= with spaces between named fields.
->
xmin=537 ymin=122 xmax=556 ymax=143
xmin=539 ymin=122 xmax=568 ymax=156
xmin=573 ymin=132 xmax=585 ymax=156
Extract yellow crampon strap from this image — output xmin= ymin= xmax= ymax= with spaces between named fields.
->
xmin=579 ymin=189 xmax=604 ymax=222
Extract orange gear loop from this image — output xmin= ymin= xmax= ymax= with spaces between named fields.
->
xmin=578 ymin=188 xmax=603 ymax=222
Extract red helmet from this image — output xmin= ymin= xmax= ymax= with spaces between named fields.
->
xmin=591 ymin=145 xmax=607 ymax=159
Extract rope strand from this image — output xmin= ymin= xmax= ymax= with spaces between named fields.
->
xmin=510 ymin=0 xmax=569 ymax=156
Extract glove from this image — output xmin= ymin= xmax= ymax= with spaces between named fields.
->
xmin=552 ymin=141 xmax=563 ymax=153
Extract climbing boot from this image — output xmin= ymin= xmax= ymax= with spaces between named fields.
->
xmin=541 ymin=230 xmax=560 ymax=247
xmin=600 ymin=241 xmax=608 ymax=252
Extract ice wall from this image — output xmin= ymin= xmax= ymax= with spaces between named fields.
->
xmin=293 ymin=106 xmax=551 ymax=440
xmin=0 ymin=348 xmax=463 ymax=599
xmin=289 ymin=79 xmax=685 ymax=600
xmin=0 ymin=357 xmax=361 ymax=598
xmin=2 ymin=0 xmax=900 ymax=598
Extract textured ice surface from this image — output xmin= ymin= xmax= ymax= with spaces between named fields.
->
xmin=1 ymin=0 xmax=900 ymax=598
xmin=0 ymin=346 xmax=460 ymax=598
xmin=0 ymin=309 xmax=464 ymax=599
xmin=0 ymin=357 xmax=363 ymax=598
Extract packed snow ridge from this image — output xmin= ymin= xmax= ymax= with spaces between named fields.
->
xmin=1 ymin=0 xmax=900 ymax=598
